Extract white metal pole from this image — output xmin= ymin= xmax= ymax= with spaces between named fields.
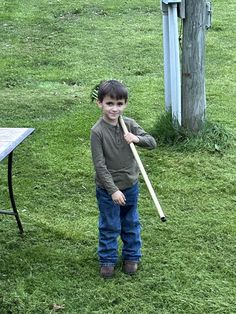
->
xmin=168 ymin=3 xmax=181 ymax=125
xmin=162 ymin=3 xmax=171 ymax=111
xmin=119 ymin=116 xmax=166 ymax=222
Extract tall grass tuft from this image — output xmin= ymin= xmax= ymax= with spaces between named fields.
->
xmin=151 ymin=111 xmax=235 ymax=153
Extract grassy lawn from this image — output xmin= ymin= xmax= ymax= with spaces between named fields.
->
xmin=0 ymin=0 xmax=235 ymax=313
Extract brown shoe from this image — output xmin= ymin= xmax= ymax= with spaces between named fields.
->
xmin=100 ymin=266 xmax=115 ymax=278
xmin=123 ymin=261 xmax=138 ymax=275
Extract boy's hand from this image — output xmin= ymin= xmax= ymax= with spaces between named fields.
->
xmin=112 ymin=190 xmax=126 ymax=206
xmin=124 ymin=132 xmax=140 ymax=144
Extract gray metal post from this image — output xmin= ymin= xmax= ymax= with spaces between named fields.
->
xmin=161 ymin=0 xmax=182 ymax=126
xmin=168 ymin=3 xmax=181 ymax=125
xmin=162 ymin=3 xmax=171 ymax=112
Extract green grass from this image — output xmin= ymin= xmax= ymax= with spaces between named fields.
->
xmin=0 ymin=0 xmax=236 ymax=313
xmin=151 ymin=112 xmax=235 ymax=153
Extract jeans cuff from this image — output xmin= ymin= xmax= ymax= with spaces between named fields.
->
xmin=100 ymin=262 xmax=116 ymax=267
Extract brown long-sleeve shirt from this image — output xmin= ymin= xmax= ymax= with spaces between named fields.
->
xmin=90 ymin=117 xmax=157 ymax=195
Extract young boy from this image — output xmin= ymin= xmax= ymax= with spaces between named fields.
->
xmin=90 ymin=80 xmax=157 ymax=278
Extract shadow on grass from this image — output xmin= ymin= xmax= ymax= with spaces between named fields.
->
xmin=0 ymin=219 xmax=98 ymax=282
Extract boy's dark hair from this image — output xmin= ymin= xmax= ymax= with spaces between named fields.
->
xmin=91 ymin=80 xmax=128 ymax=102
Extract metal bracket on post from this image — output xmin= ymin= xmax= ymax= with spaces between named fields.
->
xmin=177 ymin=0 xmax=185 ymax=19
xmin=162 ymin=0 xmax=181 ymax=3
xmin=205 ymin=2 xmax=212 ymax=30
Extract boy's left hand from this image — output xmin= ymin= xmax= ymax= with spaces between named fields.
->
xmin=112 ymin=190 xmax=126 ymax=206
xmin=124 ymin=132 xmax=139 ymax=145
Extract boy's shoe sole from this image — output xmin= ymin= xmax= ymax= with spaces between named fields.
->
xmin=122 ymin=261 xmax=138 ymax=275
xmin=100 ymin=266 xmax=115 ymax=279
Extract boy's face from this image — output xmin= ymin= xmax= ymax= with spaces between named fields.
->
xmin=97 ymin=95 xmax=127 ymax=125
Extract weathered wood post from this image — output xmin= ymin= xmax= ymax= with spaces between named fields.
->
xmin=181 ymin=0 xmax=207 ymax=132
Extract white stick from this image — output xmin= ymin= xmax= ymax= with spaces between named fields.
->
xmin=119 ymin=116 xmax=166 ymax=222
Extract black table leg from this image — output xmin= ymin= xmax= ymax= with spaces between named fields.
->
xmin=8 ymin=151 xmax=24 ymax=233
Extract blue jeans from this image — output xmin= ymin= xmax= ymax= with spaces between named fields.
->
xmin=96 ymin=183 xmax=142 ymax=266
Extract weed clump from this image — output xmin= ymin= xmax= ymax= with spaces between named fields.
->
xmin=151 ymin=112 xmax=235 ymax=153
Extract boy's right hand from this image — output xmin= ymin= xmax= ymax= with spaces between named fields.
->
xmin=112 ymin=190 xmax=126 ymax=206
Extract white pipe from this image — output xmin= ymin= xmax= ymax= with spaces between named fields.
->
xmin=168 ymin=3 xmax=181 ymax=125
xmin=162 ymin=3 xmax=171 ymax=111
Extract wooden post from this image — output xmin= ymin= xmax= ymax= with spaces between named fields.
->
xmin=181 ymin=0 xmax=206 ymax=132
